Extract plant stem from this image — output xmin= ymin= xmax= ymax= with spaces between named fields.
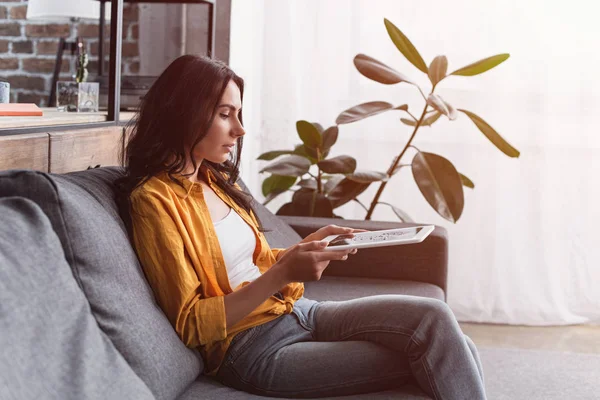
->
xmin=317 ymin=168 xmax=323 ymax=194
xmin=364 ymin=103 xmax=429 ymax=220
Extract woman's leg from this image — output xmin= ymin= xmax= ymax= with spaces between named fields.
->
xmin=308 ymin=295 xmax=487 ymax=400
xmin=216 ymin=298 xmax=416 ymax=398
xmin=464 ymin=334 xmax=485 ymax=384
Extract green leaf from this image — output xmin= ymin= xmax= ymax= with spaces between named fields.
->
xmin=400 ymin=118 xmax=417 ymax=127
xmin=353 ymin=53 xmax=415 ymax=85
xmin=322 ymin=126 xmax=339 ymax=152
xmin=346 ymin=170 xmax=388 ymax=183
xmin=379 ymin=202 xmax=414 ymax=222
xmin=412 ymin=151 xmax=464 ymax=223
xmin=318 ymin=155 xmax=357 ymax=174
xmin=426 ymin=94 xmax=449 ymax=117
xmin=261 ymin=174 xmax=297 ymax=196
xmin=296 ymin=120 xmax=322 ymax=149
xmin=428 ymin=55 xmax=448 ymax=86
xmin=257 ymin=150 xmax=293 ymax=161
xmin=450 ymin=54 xmax=510 ymax=77
xmin=336 ymin=101 xmax=394 ymax=125
xmin=312 ymin=122 xmax=324 ymax=133
xmin=259 ymin=155 xmax=311 ymax=177
xmin=275 ymin=190 xmax=333 ymax=217
xmin=459 ymin=173 xmax=475 ymax=189
xmin=459 ymin=109 xmax=520 ymax=157
xmin=297 ymin=178 xmax=318 ymax=190
xmin=262 ymin=190 xmax=286 ymax=206
xmin=293 ymin=144 xmax=318 ymax=164
xmin=383 ymin=18 xmax=428 ymax=73
xmin=327 ymin=178 xmax=370 ymax=208
xmin=400 ymin=112 xmax=441 ymax=128
xmin=323 ymin=175 xmax=344 ymax=194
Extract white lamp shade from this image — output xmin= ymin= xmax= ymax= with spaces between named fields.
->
xmin=26 ymin=0 xmax=111 ymax=22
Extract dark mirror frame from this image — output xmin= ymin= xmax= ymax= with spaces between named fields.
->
xmin=0 ymin=0 xmax=229 ymax=137
xmin=0 ymin=0 xmax=124 ymax=137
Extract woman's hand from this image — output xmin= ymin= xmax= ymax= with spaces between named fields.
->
xmin=276 ymin=224 xmax=367 ymax=261
xmin=273 ymin=240 xmax=355 ymax=284
xmin=302 ymin=224 xmax=367 ymax=243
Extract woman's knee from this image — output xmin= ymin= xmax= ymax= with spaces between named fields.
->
xmin=421 ymin=298 xmax=455 ymax=321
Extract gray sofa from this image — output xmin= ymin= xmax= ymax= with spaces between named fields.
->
xmin=0 ymin=167 xmax=447 ymax=400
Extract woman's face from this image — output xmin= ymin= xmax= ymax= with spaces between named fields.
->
xmin=191 ymin=80 xmax=245 ymax=166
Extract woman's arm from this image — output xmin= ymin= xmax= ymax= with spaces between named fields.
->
xmin=224 ymin=263 xmax=287 ymax=328
xmin=224 ymin=240 xmax=353 ymax=328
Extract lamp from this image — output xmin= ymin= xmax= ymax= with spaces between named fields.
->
xmin=26 ymin=0 xmax=110 ymax=106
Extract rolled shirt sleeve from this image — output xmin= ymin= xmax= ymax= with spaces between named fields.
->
xmin=130 ymin=190 xmax=227 ymax=348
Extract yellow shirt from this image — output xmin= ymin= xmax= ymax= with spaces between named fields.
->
xmin=129 ymin=166 xmax=304 ymax=376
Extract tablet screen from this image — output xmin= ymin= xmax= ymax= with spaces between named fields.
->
xmin=327 ymin=227 xmax=422 ymax=247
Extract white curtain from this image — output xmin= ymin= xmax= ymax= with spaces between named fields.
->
xmin=230 ymin=0 xmax=600 ymax=325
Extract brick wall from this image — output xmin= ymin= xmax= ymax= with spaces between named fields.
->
xmin=0 ymin=1 xmax=139 ymax=106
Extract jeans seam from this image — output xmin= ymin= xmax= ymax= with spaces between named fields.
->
xmin=225 ymin=324 xmax=262 ymax=366
xmin=422 ymin=351 xmax=442 ymax=400
xmin=337 ymin=326 xmax=414 ymax=342
xmin=228 ymin=365 xmax=413 ymax=396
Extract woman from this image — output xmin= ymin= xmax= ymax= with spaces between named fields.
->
xmin=120 ymin=55 xmax=486 ymax=399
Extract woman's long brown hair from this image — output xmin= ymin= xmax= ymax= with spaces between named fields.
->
xmin=117 ymin=55 xmax=264 ymax=231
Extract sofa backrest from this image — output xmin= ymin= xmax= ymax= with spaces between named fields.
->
xmin=0 ymin=197 xmax=155 ymax=400
xmin=0 ymin=169 xmax=201 ymax=400
xmin=0 ymin=166 xmax=302 ymax=400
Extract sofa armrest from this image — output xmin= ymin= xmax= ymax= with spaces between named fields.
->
xmin=278 ymin=216 xmax=448 ymax=300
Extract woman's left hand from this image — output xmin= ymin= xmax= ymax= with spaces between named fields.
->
xmin=276 ymin=225 xmax=367 ymax=261
xmin=301 ymin=224 xmax=367 ymax=243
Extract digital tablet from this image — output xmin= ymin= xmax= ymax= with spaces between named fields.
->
xmin=322 ymin=225 xmax=435 ymax=251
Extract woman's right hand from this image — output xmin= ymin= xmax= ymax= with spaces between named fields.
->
xmin=273 ymin=240 xmax=356 ymax=284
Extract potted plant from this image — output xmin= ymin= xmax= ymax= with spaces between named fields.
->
xmin=258 ymin=19 xmax=519 ymax=223
xmin=56 ymin=37 xmax=99 ymax=112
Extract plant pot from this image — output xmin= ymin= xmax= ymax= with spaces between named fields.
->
xmin=56 ymin=81 xmax=99 ymax=112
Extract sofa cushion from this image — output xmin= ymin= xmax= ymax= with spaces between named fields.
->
xmin=0 ymin=169 xmax=201 ymax=400
xmin=304 ymin=276 xmax=445 ymax=302
xmin=0 ymin=197 xmax=154 ymax=400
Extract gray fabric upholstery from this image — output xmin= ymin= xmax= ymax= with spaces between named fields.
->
xmin=0 ymin=167 xmax=447 ymax=400
xmin=0 ymin=169 xmax=201 ymax=400
xmin=178 ymin=376 xmax=429 ymax=400
xmin=0 ymin=197 xmax=154 ymax=400
xmin=304 ymin=276 xmax=445 ymax=302
xmin=280 ymin=216 xmax=448 ymax=299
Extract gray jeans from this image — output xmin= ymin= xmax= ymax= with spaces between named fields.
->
xmin=216 ymin=295 xmax=486 ymax=399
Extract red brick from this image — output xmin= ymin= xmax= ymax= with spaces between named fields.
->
xmin=0 ymin=58 xmax=18 ymax=69
xmin=26 ymin=24 xmax=70 ymax=38
xmin=122 ymin=42 xmax=139 ymax=58
xmin=131 ymin=24 xmax=138 ymax=40
xmin=0 ymin=40 xmax=9 ymax=52
xmin=0 ymin=6 xmax=7 ymax=19
xmin=123 ymin=5 xmax=139 ymax=21
xmin=36 ymin=40 xmax=59 ymax=55
xmin=6 ymin=75 xmax=46 ymax=91
xmin=0 ymin=23 xmax=20 ymax=36
xmin=9 ymin=5 xmax=26 ymax=20
xmin=12 ymin=40 xmax=33 ymax=53
xmin=23 ymin=58 xmax=70 ymax=73
xmin=77 ymin=23 xmax=98 ymax=38
xmin=89 ymin=41 xmax=109 ymax=57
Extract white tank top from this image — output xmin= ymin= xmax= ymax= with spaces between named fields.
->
xmin=213 ymin=208 xmax=263 ymax=290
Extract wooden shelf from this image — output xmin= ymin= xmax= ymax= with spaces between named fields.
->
xmin=0 ymin=108 xmax=136 ymax=129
